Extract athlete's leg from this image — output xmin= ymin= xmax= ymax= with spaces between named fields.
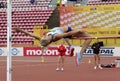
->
xmin=97 ymin=54 xmax=101 ymax=64
xmin=97 ymin=54 xmax=103 ymax=69
xmin=54 ymin=28 xmax=92 ymax=60
xmin=55 ymin=28 xmax=92 ymax=58
xmin=61 ymin=56 xmax=65 ymax=71
xmin=94 ymin=54 xmax=97 ymax=69
xmin=80 ymin=38 xmax=92 ymax=55
xmin=62 ymin=28 xmax=92 ymax=55
xmin=52 ymin=30 xmax=82 ymax=57
xmin=56 ymin=56 xmax=61 ymax=71
xmin=73 ymin=30 xmax=92 ymax=55
xmin=70 ymin=28 xmax=92 ymax=65
xmin=64 ymin=39 xmax=74 ymax=56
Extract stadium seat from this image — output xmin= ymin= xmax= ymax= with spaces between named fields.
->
xmin=0 ymin=0 xmax=54 ymax=46
xmin=87 ymin=0 xmax=120 ymax=5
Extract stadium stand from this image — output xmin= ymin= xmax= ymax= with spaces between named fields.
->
xmin=60 ymin=7 xmax=119 ymax=28
xmin=87 ymin=0 xmax=120 ymax=5
xmin=0 ymin=0 xmax=54 ymax=46
xmin=0 ymin=0 xmax=120 ymax=46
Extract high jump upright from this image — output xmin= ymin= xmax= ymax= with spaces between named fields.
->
xmin=7 ymin=0 xmax=12 ymax=81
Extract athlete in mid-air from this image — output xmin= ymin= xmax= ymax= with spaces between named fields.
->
xmin=15 ymin=26 xmax=92 ymax=65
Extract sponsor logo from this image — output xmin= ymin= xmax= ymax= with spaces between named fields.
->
xmin=84 ymin=48 xmax=114 ymax=56
xmin=12 ymin=48 xmax=19 ymax=56
xmin=24 ymin=47 xmax=70 ymax=56
xmin=0 ymin=49 xmax=3 ymax=55
xmin=26 ymin=49 xmax=59 ymax=56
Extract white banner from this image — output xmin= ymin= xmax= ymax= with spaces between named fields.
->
xmin=0 ymin=47 xmax=23 ymax=56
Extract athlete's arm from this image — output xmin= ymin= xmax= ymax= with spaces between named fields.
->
xmin=15 ymin=27 xmax=41 ymax=40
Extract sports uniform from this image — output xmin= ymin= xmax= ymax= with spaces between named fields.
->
xmin=58 ymin=44 xmax=66 ymax=56
xmin=91 ymin=42 xmax=101 ymax=54
xmin=46 ymin=26 xmax=72 ymax=43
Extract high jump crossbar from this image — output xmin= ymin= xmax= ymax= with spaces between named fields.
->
xmin=72 ymin=36 xmax=120 ymax=39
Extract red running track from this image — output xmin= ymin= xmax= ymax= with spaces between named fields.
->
xmin=0 ymin=56 xmax=120 ymax=81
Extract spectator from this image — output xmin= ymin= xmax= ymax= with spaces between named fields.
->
xmin=0 ymin=2 xmax=5 ymax=8
xmin=30 ymin=0 xmax=37 ymax=4
xmin=91 ymin=39 xmax=103 ymax=69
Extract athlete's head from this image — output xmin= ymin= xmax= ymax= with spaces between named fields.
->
xmin=40 ymin=38 xmax=49 ymax=47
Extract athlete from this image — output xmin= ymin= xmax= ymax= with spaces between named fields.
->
xmin=56 ymin=42 xmax=66 ymax=71
xmin=15 ymin=26 xmax=92 ymax=65
xmin=91 ymin=39 xmax=103 ymax=69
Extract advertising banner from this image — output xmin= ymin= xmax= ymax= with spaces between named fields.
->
xmin=74 ymin=46 xmax=114 ymax=56
xmin=23 ymin=46 xmax=71 ymax=56
xmin=0 ymin=46 xmax=120 ymax=56
xmin=83 ymin=47 xmax=114 ymax=56
xmin=82 ymin=27 xmax=120 ymax=37
xmin=0 ymin=47 xmax=23 ymax=56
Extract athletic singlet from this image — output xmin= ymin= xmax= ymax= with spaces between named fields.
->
xmin=46 ymin=27 xmax=72 ymax=42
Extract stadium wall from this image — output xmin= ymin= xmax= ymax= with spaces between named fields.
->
xmin=0 ymin=46 xmax=120 ymax=56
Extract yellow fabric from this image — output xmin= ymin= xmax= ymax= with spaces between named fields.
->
xmin=57 ymin=0 xmax=61 ymax=4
